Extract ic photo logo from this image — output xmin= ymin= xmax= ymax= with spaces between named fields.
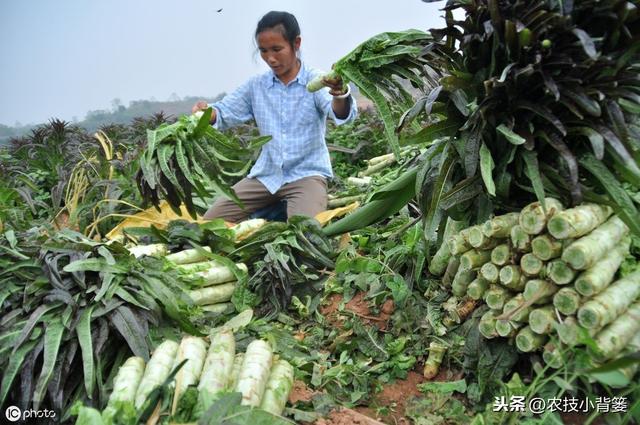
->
xmin=5 ymin=405 xmax=21 ymax=422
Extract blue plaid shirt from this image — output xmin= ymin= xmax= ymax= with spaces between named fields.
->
xmin=210 ymin=62 xmax=357 ymax=194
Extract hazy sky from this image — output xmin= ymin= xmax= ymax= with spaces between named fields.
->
xmin=0 ymin=0 xmax=449 ymax=126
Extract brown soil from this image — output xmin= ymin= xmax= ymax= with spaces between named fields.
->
xmin=319 ymin=292 xmax=394 ymax=330
xmin=288 ymin=380 xmax=316 ymax=405
xmin=315 ymin=408 xmax=386 ymax=425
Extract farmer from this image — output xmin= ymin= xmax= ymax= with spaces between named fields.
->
xmin=192 ymin=10 xmax=357 ymax=223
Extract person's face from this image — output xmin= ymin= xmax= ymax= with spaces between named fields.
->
xmin=257 ymin=28 xmax=300 ymax=79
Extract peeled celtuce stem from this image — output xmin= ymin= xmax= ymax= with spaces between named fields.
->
xmin=480 ymin=262 xmax=500 ymax=283
xmin=423 ymin=341 xmax=447 ymax=379
xmin=107 ymin=356 xmax=145 ymax=409
xmin=166 ymin=246 xmax=212 ymax=265
xmin=482 ymin=212 xmax=520 ymax=238
xmin=259 ymin=359 xmax=294 ymax=416
xmin=189 ymin=282 xmax=236 ymax=305
xmin=510 ymin=225 xmax=531 ymax=252
xmin=172 ymin=336 xmax=208 ymax=414
xmin=574 ymin=237 xmax=630 ymax=297
xmin=546 ymin=260 xmax=575 ymax=285
xmin=232 ymin=218 xmax=267 ymax=241
xmin=519 ymin=198 xmax=564 ymax=235
xmin=235 ymin=340 xmax=274 ymax=407
xmin=490 ymin=244 xmax=511 ymax=266
xmin=515 ymin=326 xmax=547 ymax=352
xmin=562 ymin=216 xmax=629 ymax=270
xmin=196 ymin=330 xmax=236 ymax=413
xmin=577 ymin=270 xmax=640 ymax=329
xmin=590 ymin=302 xmax=640 ymax=361
xmin=346 ymin=176 xmax=372 ymax=188
xmin=521 ymin=253 xmax=544 ymax=277
xmin=134 ymin=340 xmax=179 ymax=409
xmin=228 ymin=353 xmax=245 ymax=390
xmin=553 ymin=288 xmax=581 ymax=315
xmin=547 ymin=203 xmax=613 ymax=240
xmin=192 ymin=263 xmax=248 ymax=286
xmin=531 ymin=235 xmax=563 ymax=261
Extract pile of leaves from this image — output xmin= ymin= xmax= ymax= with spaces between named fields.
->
xmin=135 ymin=108 xmax=270 ymax=218
xmin=0 ymin=228 xmax=201 ymax=418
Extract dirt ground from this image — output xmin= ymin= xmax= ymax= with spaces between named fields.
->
xmin=319 ymin=291 xmax=394 ymax=330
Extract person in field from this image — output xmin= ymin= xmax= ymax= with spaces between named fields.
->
xmin=192 ymin=10 xmax=357 ymax=223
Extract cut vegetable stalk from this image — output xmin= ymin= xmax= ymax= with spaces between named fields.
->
xmin=531 ymin=235 xmax=563 ymax=261
xmin=134 ymin=340 xmax=179 ymax=409
xmin=235 ymin=339 xmax=274 ymax=407
xmin=467 ymin=226 xmax=498 ymax=249
xmin=574 ymin=237 xmax=630 ymax=297
xmin=495 ymin=319 xmax=522 ymax=338
xmin=557 ymin=316 xmax=598 ymax=347
xmin=175 ymin=260 xmax=224 ymax=274
xmin=490 ymin=244 xmax=512 ymax=266
xmin=502 ymin=294 xmax=532 ymax=322
xmin=196 ymin=330 xmax=236 ymax=414
xmin=482 ymin=213 xmax=520 ymax=238
xmin=166 ymin=246 xmax=212 ymax=265
xmin=442 ymin=257 xmax=460 ymax=288
xmin=510 ymin=225 xmax=531 ymax=252
xmin=106 ymin=356 xmax=145 ymax=409
xmin=546 ymin=260 xmax=575 ymax=285
xmin=523 ymin=279 xmax=558 ymax=305
xmin=188 ymin=282 xmax=236 ymax=305
xmin=480 ymin=262 xmax=500 ymax=284
xmin=467 ymin=277 xmax=490 ymax=300
xmin=429 ymin=218 xmax=467 ymax=276
xmin=327 ymin=195 xmax=365 ymax=208
xmin=562 ymin=216 xmax=629 ymax=270
xmin=499 ymin=265 xmax=526 ymax=291
xmin=228 ymin=353 xmax=245 ymax=390
xmin=423 ymin=341 xmax=447 ymax=379
xmin=172 ymin=336 xmax=208 ymax=415
xmin=201 ymin=303 xmax=232 ymax=314
xmin=484 ymin=285 xmax=512 ymax=310
xmin=451 ymin=268 xmax=476 ymax=297
xmin=547 ymin=203 xmax=613 ymax=239
xmin=191 ymin=263 xmax=247 ymax=286
xmin=448 ymin=233 xmax=472 ymax=256
xmin=128 ymin=243 xmax=168 ymax=259
xmin=346 ymin=176 xmax=372 ymax=188
xmin=521 ymin=253 xmax=544 ymax=277
xmin=577 ymin=270 xmax=640 ymax=329
xmin=590 ymin=301 xmax=640 ymax=361
xmin=553 ymin=288 xmax=581 ymax=315
xmin=259 ymin=359 xmax=294 ymax=416
xmin=358 ymin=157 xmax=397 ymax=177
xmin=519 ymin=198 xmax=564 ymax=235
xmin=529 ymin=306 xmax=557 ymax=335
xmin=306 ymin=70 xmax=340 ymax=92
xmin=479 ymin=310 xmax=500 ymax=339
xmin=515 ymin=326 xmax=547 ymax=352
xmin=459 ymin=249 xmax=492 ymax=271
xmin=232 ymin=219 xmax=267 ymax=241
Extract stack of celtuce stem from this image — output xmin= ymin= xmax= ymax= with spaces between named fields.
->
xmin=432 ymin=199 xmax=639 ymax=379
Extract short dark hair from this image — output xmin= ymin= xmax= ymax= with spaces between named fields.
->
xmin=255 ymin=11 xmax=300 ymax=47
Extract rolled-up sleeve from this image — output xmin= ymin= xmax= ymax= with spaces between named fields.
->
xmin=314 ymin=85 xmax=358 ymax=125
xmin=209 ymin=78 xmax=254 ymax=130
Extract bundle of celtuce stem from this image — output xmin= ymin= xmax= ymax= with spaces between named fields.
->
xmin=82 ymin=331 xmax=294 ymax=424
xmin=432 ymin=199 xmax=639 ymax=381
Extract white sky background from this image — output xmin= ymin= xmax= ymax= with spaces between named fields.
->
xmin=0 ymin=0 xmax=451 ymax=126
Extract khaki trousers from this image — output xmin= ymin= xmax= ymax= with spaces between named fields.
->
xmin=203 ymin=176 xmax=327 ymax=223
